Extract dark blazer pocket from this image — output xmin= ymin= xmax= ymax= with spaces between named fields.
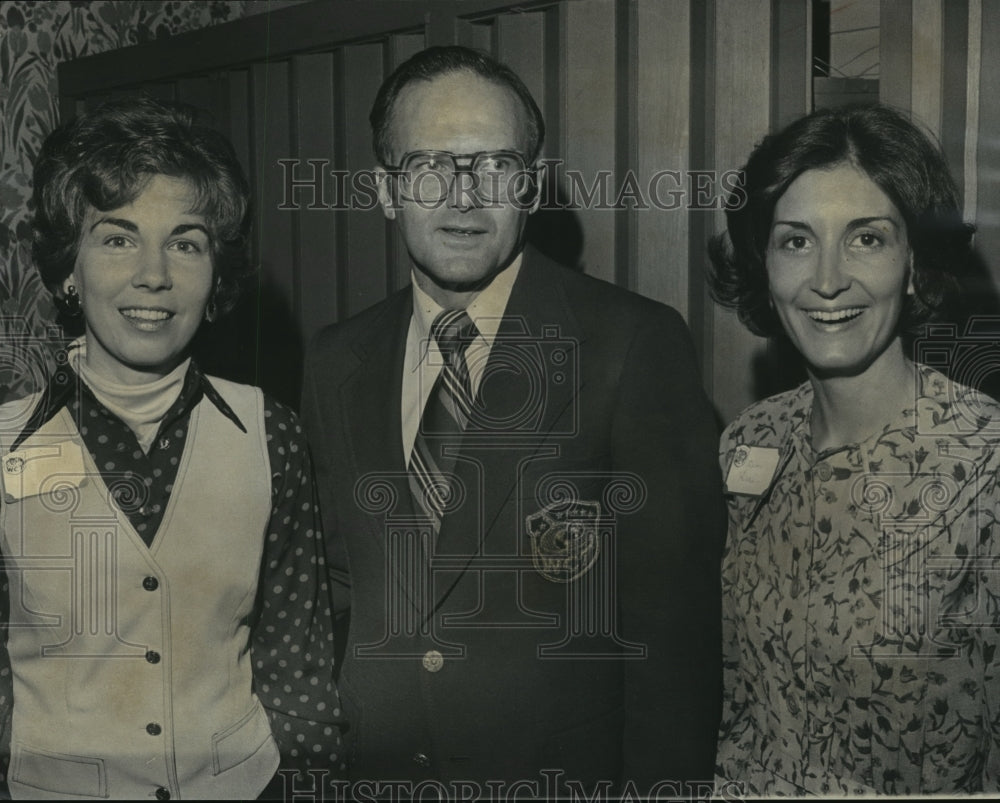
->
xmin=212 ymin=703 xmax=275 ymax=775
xmin=11 ymin=744 xmax=106 ymax=798
xmin=542 ymin=707 xmax=624 ymax=782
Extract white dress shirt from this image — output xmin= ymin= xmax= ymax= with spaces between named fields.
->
xmin=401 ymin=255 xmax=522 ymax=463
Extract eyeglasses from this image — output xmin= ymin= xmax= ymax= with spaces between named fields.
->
xmin=384 ymin=150 xmax=534 ymax=204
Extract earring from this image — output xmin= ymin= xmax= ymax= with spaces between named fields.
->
xmin=64 ymin=285 xmax=82 ymax=316
xmin=204 ymin=298 xmax=218 ymax=323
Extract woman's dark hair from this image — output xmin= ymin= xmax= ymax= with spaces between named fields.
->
xmin=708 ymin=103 xmax=974 ymax=338
xmin=369 ymin=45 xmax=545 ymax=165
xmin=32 ymin=95 xmax=253 ymax=326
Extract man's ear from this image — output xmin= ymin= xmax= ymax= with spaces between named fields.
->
xmin=527 ymin=160 xmax=546 ymax=215
xmin=375 ymin=166 xmax=396 ymax=221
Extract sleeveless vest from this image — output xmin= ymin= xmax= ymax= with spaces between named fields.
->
xmin=0 ymin=378 xmax=279 ymax=799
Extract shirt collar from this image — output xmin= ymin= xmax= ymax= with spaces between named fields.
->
xmin=410 ymin=252 xmax=523 ymax=362
xmin=10 ymin=358 xmax=245 ymax=452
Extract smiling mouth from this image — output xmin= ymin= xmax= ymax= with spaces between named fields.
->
xmin=120 ymin=308 xmax=174 ymax=330
xmin=805 ymin=307 xmax=866 ymax=324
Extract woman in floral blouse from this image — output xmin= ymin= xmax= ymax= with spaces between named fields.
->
xmin=708 ymin=103 xmax=1000 ymax=795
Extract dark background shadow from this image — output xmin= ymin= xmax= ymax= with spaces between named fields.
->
xmin=525 ymin=169 xmax=584 ymax=270
xmin=194 ymin=270 xmax=303 ymax=411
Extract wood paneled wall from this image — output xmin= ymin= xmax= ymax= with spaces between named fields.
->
xmin=57 ymin=0 xmax=1000 ymax=421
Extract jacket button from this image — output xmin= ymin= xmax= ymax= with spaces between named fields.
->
xmin=145 ymin=650 xmax=161 ymax=664
xmin=816 ymin=463 xmax=833 ymax=482
xmin=412 ymin=752 xmax=431 ymax=767
xmin=146 ymin=722 xmax=162 ymax=735
xmin=142 ymin=576 xmax=159 ymax=591
xmin=155 ymin=788 xmax=171 ymax=801
xmin=421 ymin=650 xmax=443 ymax=672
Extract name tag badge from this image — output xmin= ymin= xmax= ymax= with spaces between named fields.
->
xmin=725 ymin=445 xmax=782 ymax=497
xmin=2 ymin=442 xmax=88 ymax=503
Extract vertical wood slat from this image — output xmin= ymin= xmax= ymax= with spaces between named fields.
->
xmin=910 ymin=0 xmax=944 ymax=139
xmin=634 ymin=0 xmax=691 ymax=315
xmin=687 ymin=0 xmax=714 ymax=373
xmin=709 ymin=0 xmax=771 ymax=423
xmin=227 ymin=70 xmax=251 ymax=177
xmin=562 ymin=0 xmax=617 ymax=284
xmin=770 ymin=0 xmax=811 ymax=129
xmin=614 ymin=0 xmax=635 ymax=292
xmin=339 ymin=44 xmax=388 ymax=318
xmin=975 ymin=1 xmax=1000 ymax=286
xmin=250 ymin=59 xmax=299 ymax=406
xmin=940 ymin=0 xmax=970 ymax=204
xmin=963 ymin=0 xmax=982 ymax=223
xmin=292 ymin=53 xmax=340 ymax=343
xmin=497 ymin=12 xmax=545 ymax=122
xmin=198 ymin=68 xmax=254 ymax=389
xmin=880 ymin=0 xmax=913 ymax=109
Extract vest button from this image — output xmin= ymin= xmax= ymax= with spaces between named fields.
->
xmin=142 ymin=576 xmax=159 ymax=591
xmin=412 ymin=752 xmax=431 ymax=767
xmin=145 ymin=650 xmax=161 ymax=664
xmin=155 ymin=787 xmax=171 ymax=800
xmin=421 ymin=650 xmax=444 ymax=672
xmin=146 ymin=722 xmax=162 ymax=735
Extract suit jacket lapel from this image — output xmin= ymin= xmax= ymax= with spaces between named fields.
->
xmin=340 ymin=290 xmax=439 ymax=616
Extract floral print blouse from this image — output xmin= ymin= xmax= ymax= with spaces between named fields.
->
xmin=716 ymin=364 xmax=1000 ymax=796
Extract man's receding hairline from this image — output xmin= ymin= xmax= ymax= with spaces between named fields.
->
xmin=383 ymin=68 xmax=535 ymax=163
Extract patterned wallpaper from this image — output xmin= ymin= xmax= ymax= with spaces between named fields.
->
xmin=0 ymin=0 xmax=260 ymax=401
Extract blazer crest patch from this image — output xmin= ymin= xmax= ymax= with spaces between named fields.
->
xmin=526 ymin=499 xmax=601 ymax=582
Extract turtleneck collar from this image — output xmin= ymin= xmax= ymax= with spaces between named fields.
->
xmin=69 ymin=337 xmax=190 ymax=453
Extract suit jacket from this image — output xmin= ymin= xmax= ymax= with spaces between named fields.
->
xmin=301 ymin=248 xmax=725 ymax=795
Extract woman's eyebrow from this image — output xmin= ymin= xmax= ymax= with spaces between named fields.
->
xmin=172 ymin=223 xmax=210 ymax=236
xmin=87 ymin=219 xmax=209 ymax=236
xmin=847 ymin=216 xmax=899 ymax=229
xmin=89 ymin=216 xmax=137 ymax=233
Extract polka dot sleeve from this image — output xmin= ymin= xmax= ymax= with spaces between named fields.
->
xmin=252 ymin=397 xmax=346 ymax=786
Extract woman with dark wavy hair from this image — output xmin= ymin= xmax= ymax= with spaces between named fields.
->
xmin=0 ymin=97 xmax=342 ymax=799
xmin=709 ymin=103 xmax=1000 ymax=795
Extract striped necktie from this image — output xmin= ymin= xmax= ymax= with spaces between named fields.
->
xmin=408 ymin=309 xmax=478 ymax=529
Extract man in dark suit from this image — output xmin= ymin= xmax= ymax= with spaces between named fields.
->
xmin=301 ymin=45 xmax=725 ymax=798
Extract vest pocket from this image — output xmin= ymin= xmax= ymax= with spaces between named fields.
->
xmin=10 ymin=744 xmax=106 ymax=798
xmin=212 ymin=702 xmax=275 ymax=775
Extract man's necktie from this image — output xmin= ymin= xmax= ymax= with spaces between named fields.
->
xmin=408 ymin=309 xmax=478 ymax=529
